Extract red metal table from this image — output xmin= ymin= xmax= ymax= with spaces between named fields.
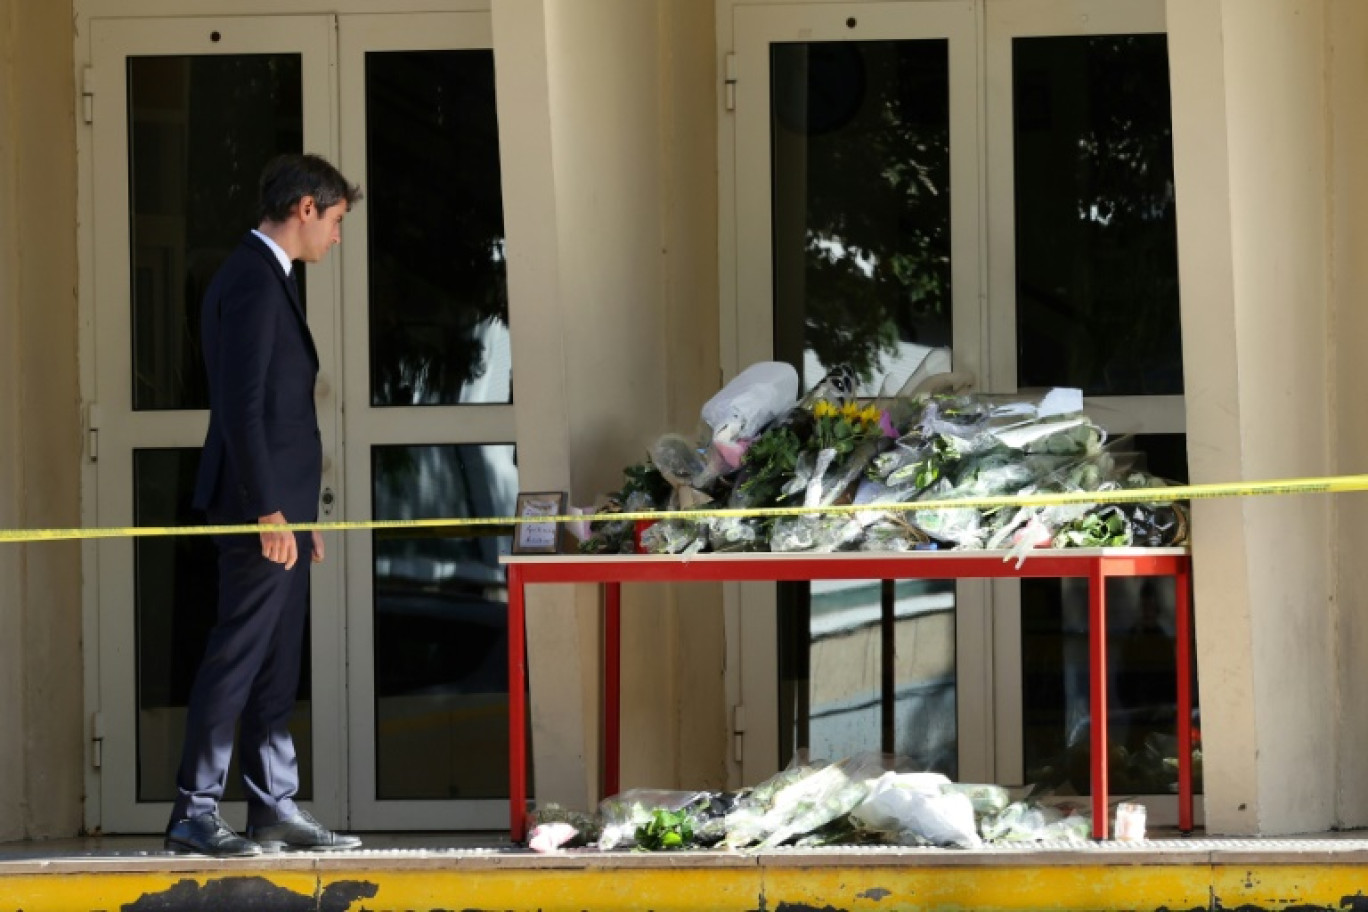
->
xmin=501 ymin=547 xmax=1193 ymax=842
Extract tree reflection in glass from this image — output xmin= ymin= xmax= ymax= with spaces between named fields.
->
xmin=1013 ymin=35 xmax=1182 ymax=396
xmin=129 ymin=54 xmax=303 ymax=411
xmin=770 ymin=40 xmax=951 ymax=395
xmin=365 ymin=50 xmax=510 ymax=407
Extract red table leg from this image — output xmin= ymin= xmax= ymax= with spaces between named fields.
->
xmin=508 ymin=565 xmax=528 ymax=842
xmin=1176 ymin=558 xmax=1194 ymax=833
xmin=1089 ymin=561 xmax=1110 ymax=839
xmin=604 ymin=581 xmax=621 ymax=799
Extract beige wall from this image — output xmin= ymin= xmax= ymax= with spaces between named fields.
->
xmin=0 ymin=0 xmax=24 ymax=845
xmin=1226 ymin=0 xmax=1334 ymax=835
xmin=1170 ymin=0 xmax=1341 ymax=835
xmin=644 ymin=0 xmax=726 ymax=792
xmin=1330 ymin=0 xmax=1368 ymax=829
xmin=9 ymin=0 xmax=1356 ymax=837
xmin=0 ymin=0 xmax=84 ymax=840
xmin=496 ymin=0 xmax=723 ymax=806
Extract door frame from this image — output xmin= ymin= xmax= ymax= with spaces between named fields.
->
xmin=982 ymin=0 xmax=1193 ymax=824
xmin=722 ymin=0 xmax=994 ymax=787
xmin=76 ymin=1 xmax=507 ymax=835
xmin=336 ymin=10 xmax=516 ymax=831
xmin=720 ymin=0 xmax=1192 ymax=817
xmin=83 ymin=12 xmax=346 ymax=833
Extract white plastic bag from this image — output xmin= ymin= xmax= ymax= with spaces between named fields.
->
xmin=702 ymin=362 xmax=800 ymax=445
xmin=850 ymin=773 xmax=980 ymax=849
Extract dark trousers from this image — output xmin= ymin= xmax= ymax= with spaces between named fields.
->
xmin=171 ymin=532 xmax=310 ymax=827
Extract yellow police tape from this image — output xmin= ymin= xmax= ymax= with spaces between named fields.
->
xmin=3 ymin=472 xmax=1368 ymax=544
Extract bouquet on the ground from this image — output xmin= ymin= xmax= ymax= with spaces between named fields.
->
xmin=534 ymin=750 xmax=1096 ymax=852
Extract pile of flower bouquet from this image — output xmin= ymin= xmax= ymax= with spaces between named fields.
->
xmin=529 ymin=751 xmax=1093 ymax=852
xmin=577 ymin=355 xmax=1187 ymax=557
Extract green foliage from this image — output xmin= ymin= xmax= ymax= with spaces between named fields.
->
xmin=634 ymin=808 xmax=695 ymax=851
xmin=619 ymin=462 xmax=673 ymax=506
xmin=739 ymin=426 xmax=804 ymax=505
xmin=577 ymin=462 xmax=673 ymax=554
xmin=882 ymin=434 xmax=957 ymax=491
xmin=1053 ymin=507 xmax=1132 ymax=548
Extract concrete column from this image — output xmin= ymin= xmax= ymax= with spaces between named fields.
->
xmin=0 ymin=0 xmax=28 ymax=845
xmin=16 ymin=0 xmax=81 ymax=840
xmin=540 ymin=0 xmax=680 ymax=792
xmin=658 ymin=0 xmax=727 ymax=792
xmin=492 ymin=0 xmax=594 ymax=810
xmin=1168 ymin=0 xmax=1335 ymax=835
xmin=494 ymin=0 xmax=725 ymax=802
xmin=1329 ymin=0 xmax=1368 ymax=830
xmin=0 ymin=0 xmax=83 ymax=840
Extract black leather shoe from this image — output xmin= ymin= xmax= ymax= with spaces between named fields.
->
xmin=165 ymin=813 xmax=262 ymax=857
xmin=247 ymin=809 xmax=362 ymax=852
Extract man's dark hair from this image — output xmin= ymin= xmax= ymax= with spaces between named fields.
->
xmin=257 ymin=153 xmax=362 ymax=223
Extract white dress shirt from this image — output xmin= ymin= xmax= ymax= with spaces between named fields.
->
xmin=252 ymin=229 xmax=294 ymax=277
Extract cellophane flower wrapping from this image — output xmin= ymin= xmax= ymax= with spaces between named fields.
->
xmin=722 ymin=752 xmax=892 ymax=849
xmin=579 ymin=352 xmax=1188 ymax=555
xmin=597 ymin=789 xmax=713 ymax=850
xmin=581 ymin=751 xmax=1093 ymax=850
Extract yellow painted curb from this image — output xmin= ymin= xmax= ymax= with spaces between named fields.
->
xmin=3 ymin=870 xmax=321 ymax=911
xmin=6 ymin=861 xmax=1368 ymax=912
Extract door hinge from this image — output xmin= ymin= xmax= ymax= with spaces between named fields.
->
xmin=81 ymin=67 xmax=94 ymax=125
xmin=86 ymin=402 xmax=101 ymax=463
xmin=90 ymin=711 xmax=104 ymax=769
xmin=724 ymin=53 xmax=737 ymax=112
xmin=732 ymin=704 xmax=746 ymax=763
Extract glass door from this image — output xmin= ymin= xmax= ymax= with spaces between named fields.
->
xmin=89 ymin=14 xmax=344 ymax=832
xmin=984 ymin=0 xmax=1197 ymax=823
xmin=730 ymin=0 xmax=1198 ymax=821
xmin=337 ymin=13 xmax=521 ymax=831
xmin=89 ymin=11 xmax=520 ymax=834
xmin=729 ymin=1 xmax=992 ymax=785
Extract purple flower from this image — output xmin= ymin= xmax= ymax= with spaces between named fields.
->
xmin=879 ymin=411 xmax=899 ymax=439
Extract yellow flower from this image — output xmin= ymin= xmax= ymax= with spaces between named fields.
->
xmin=841 ymin=402 xmax=862 ymax=422
xmin=813 ymin=400 xmax=838 ymax=418
xmin=859 ymin=405 xmax=881 ymax=425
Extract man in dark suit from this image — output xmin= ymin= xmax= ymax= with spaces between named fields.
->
xmin=165 ymin=154 xmax=362 ymax=857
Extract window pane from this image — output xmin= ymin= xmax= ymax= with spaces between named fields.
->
xmin=134 ymin=448 xmax=312 ymax=802
xmin=1020 ymin=433 xmax=1200 ymax=796
xmin=128 ymin=55 xmax=303 ymax=411
xmin=771 ymin=40 xmax=952 ymax=397
xmin=372 ymin=444 xmax=522 ymax=799
xmin=1013 ymin=35 xmax=1182 ymax=395
xmin=780 ymin=579 xmax=957 ymax=776
xmin=365 ymin=50 xmax=511 ymax=406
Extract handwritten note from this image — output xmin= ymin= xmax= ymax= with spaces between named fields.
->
xmin=516 ymin=496 xmax=561 ymax=552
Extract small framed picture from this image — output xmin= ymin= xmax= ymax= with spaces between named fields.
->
xmin=512 ymin=491 xmax=567 ymax=554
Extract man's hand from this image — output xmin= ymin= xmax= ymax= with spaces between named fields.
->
xmin=311 ymin=530 xmax=325 ymax=564
xmin=258 ymin=511 xmax=298 ymax=570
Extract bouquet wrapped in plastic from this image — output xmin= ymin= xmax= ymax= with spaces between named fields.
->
xmin=722 ymin=753 xmax=893 ymax=849
xmin=597 ymin=789 xmax=714 ymax=850
xmin=579 ymin=350 xmax=1188 ymax=557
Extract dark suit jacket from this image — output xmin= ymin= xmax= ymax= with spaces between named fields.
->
xmin=193 ymin=232 xmax=322 ymax=526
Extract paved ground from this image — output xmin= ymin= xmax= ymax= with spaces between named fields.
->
xmin=6 ymin=829 xmax=1368 ymax=911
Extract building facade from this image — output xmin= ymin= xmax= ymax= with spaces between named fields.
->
xmin=0 ymin=0 xmax=1365 ymax=841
